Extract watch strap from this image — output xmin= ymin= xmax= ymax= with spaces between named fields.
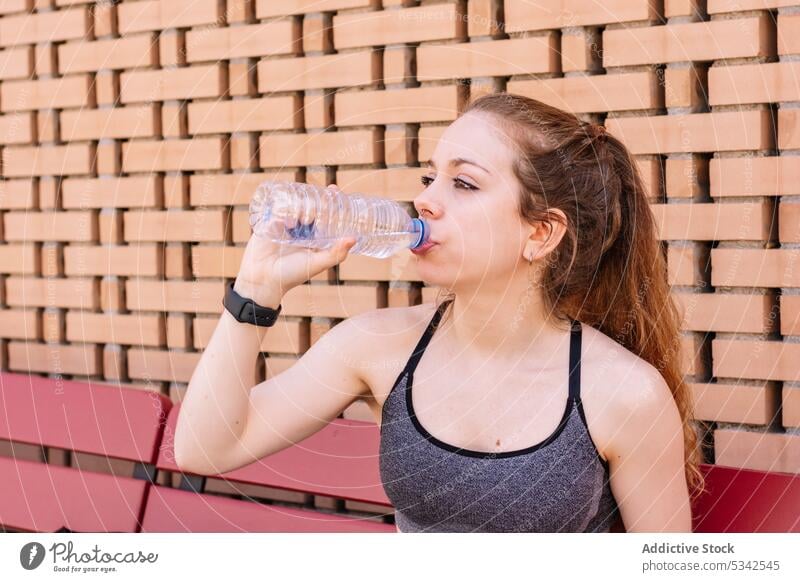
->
xmin=223 ymin=280 xmax=282 ymax=327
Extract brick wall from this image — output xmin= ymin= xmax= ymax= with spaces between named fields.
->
xmin=0 ymin=0 xmax=798 ymax=492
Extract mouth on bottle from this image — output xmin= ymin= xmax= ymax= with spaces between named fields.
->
xmin=410 ymin=218 xmax=429 ymax=249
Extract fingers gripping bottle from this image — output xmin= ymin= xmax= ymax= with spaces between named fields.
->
xmin=248 ymin=181 xmax=430 ymax=259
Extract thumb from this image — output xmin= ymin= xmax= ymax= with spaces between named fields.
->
xmin=308 ymin=237 xmax=357 ymax=273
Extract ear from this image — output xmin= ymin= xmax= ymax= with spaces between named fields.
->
xmin=523 ymin=210 xmax=567 ymax=262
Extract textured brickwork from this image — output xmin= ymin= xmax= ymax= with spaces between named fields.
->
xmin=0 ymin=0 xmax=798 ymax=490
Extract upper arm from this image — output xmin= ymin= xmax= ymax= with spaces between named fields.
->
xmin=606 ymin=367 xmax=693 ymax=532
xmin=218 ymin=311 xmax=376 ymax=474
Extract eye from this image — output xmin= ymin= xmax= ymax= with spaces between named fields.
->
xmin=419 ymin=175 xmax=478 ymax=191
xmin=455 ymin=177 xmax=478 ymax=190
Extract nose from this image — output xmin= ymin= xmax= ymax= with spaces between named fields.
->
xmin=413 ymin=192 xmax=442 ymax=220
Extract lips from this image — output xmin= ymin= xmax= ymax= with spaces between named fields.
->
xmin=411 ymin=241 xmax=438 ymax=255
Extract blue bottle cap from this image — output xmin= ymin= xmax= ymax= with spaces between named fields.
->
xmin=410 ymin=218 xmax=428 ymax=249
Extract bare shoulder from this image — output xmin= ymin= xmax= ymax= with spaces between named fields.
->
xmin=337 ymin=302 xmax=440 ymax=398
xmin=578 ymin=323 xmax=673 ymax=459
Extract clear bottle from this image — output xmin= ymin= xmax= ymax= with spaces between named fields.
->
xmin=248 ymin=180 xmax=430 ymax=259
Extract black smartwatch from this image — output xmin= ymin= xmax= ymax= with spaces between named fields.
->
xmin=223 ymin=280 xmax=282 ymax=327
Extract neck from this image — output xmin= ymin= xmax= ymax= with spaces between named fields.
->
xmin=436 ymin=282 xmax=571 ymax=361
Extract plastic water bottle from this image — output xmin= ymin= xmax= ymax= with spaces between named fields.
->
xmin=248 ymin=180 xmax=430 ymax=259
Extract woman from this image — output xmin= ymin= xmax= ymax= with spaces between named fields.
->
xmin=175 ymin=92 xmax=706 ymax=533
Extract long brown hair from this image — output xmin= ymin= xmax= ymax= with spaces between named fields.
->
xmin=433 ymin=91 xmax=706 ymax=512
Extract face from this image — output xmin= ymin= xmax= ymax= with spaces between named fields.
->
xmin=412 ymin=112 xmax=541 ymax=292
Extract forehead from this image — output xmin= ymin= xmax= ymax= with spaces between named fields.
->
xmin=432 ymin=112 xmax=515 ymax=173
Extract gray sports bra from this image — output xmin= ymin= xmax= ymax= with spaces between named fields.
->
xmin=379 ymin=298 xmax=620 ymax=532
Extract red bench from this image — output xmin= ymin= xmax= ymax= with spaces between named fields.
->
xmin=140 ymin=404 xmax=396 ymax=532
xmin=692 ymin=463 xmax=800 ymax=532
xmin=3 ymin=371 xmax=799 ymax=533
xmin=0 ymin=371 xmax=171 ymax=533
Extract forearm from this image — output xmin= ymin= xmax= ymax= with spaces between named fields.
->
xmin=174 ymin=288 xmax=278 ymax=472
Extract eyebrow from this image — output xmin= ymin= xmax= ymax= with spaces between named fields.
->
xmin=426 ymin=157 xmax=491 ymax=175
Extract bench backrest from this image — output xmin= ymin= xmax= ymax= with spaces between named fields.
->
xmin=0 ymin=371 xmax=171 ymax=464
xmin=158 ymin=404 xmax=392 ymax=507
xmin=692 ymin=463 xmax=800 ymax=532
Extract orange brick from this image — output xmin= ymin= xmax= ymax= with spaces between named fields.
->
xmin=335 ymin=167 xmax=423 ymax=202
xmin=3 ymin=143 xmax=95 ymax=177
xmin=166 ymin=314 xmax=192 ymax=349
xmin=691 ymin=381 xmax=775 ymax=425
xmin=505 ymin=0 xmax=658 ymax=32
xmin=417 ymin=125 xmax=447 ymax=162
xmin=256 ymin=0 xmax=375 ymax=17
xmin=126 ymin=348 xmax=200 ymax=383
xmin=61 ymin=175 xmax=162 ymax=209
xmin=779 ymin=295 xmax=800 ymax=336
xmin=66 ymin=311 xmax=165 ymax=346
xmin=0 ymin=74 xmax=93 ymax=112
xmin=117 ymin=0 xmax=221 ymax=34
xmin=667 ymin=243 xmax=707 ymax=286
xmin=58 ymin=34 xmax=157 ymax=74
xmin=125 ymin=279 xmax=224 ymax=314
xmin=664 ymin=66 xmax=705 ymax=110
xmin=3 ymin=210 xmax=97 ymax=242
xmin=0 ymin=308 xmax=39 ymax=341
xmin=0 ymin=6 xmax=89 ymax=46
xmin=0 ymin=112 xmax=35 ymax=144
xmin=63 ymin=244 xmax=163 ymax=277
xmin=713 ymin=338 xmax=800 ymax=382
xmin=333 ymin=4 xmax=465 ymax=50
xmin=784 ymin=385 xmax=800 ymax=428
xmin=650 ymin=201 xmax=774 ymax=241
xmin=340 ymin=252 xmax=422 ymax=282
xmin=259 ymin=129 xmax=382 ymax=168
xmin=120 ymin=64 xmax=224 ymax=104
xmin=508 ymin=71 xmax=662 ymax=113
xmin=228 ymin=62 xmax=254 ymax=97
xmin=778 ymin=13 xmax=800 ymax=55
xmin=711 ymin=249 xmax=800 ymax=288
xmin=334 ymin=85 xmax=464 ymax=126
xmin=710 ymin=61 xmax=800 ymax=106
xmin=606 ymin=110 xmax=773 ymax=155
xmin=0 ymin=1 xmax=31 ymax=16
xmin=280 ymin=283 xmax=384 ymax=318
xmin=257 ymin=50 xmax=380 ymax=92
xmin=188 ymin=171 xmax=300 ymax=206
xmin=121 ymin=137 xmax=227 ymax=173
xmin=673 ymin=291 xmax=777 ymax=333
xmin=186 ymin=21 xmax=300 ymax=63
xmin=44 ymin=309 xmax=65 ymax=343
xmin=193 ymin=315 xmax=308 ymax=353
xmin=779 ymin=109 xmax=800 ymax=150
xmin=707 ymin=0 xmax=798 ymax=13
xmin=710 ymin=156 xmax=800 ymax=198
xmin=603 ymin=15 xmax=774 ymax=67
xmin=5 ymin=276 xmax=99 ymax=309
xmin=100 ymin=277 xmax=124 ymax=311
xmin=418 ymin=37 xmax=558 ymax=81
xmin=0 ymin=180 xmax=36 ymax=209
xmin=714 ymin=429 xmax=800 ymax=473
xmin=0 ymin=46 xmax=32 ymax=80
xmin=123 ymin=210 xmax=227 ymax=243
xmin=60 ymin=105 xmax=157 ymax=141
xmin=190 ymin=245 xmax=243 ymax=278
xmin=0 ymin=243 xmax=38 ymax=274
xmin=302 ymin=13 xmax=331 ymax=53
xmin=561 ymin=30 xmax=598 ymax=73
xmin=40 ymin=246 xmax=62 ymax=281
xmin=8 ymin=341 xmax=102 ymax=376
xmin=666 ymin=156 xmax=707 ymax=199
xmin=187 ymin=96 xmax=301 ymax=135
